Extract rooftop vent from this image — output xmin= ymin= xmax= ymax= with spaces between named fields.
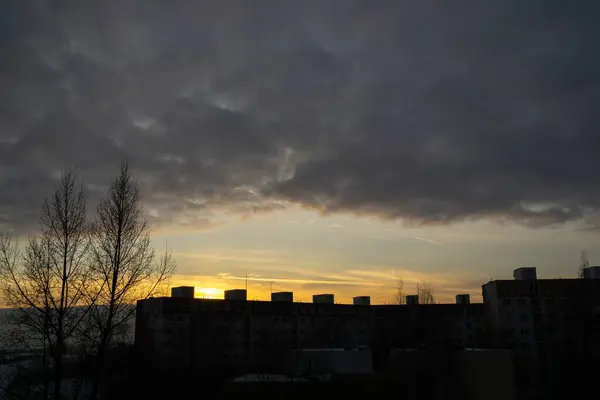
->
xmin=271 ymin=291 xmax=293 ymax=302
xmin=583 ymin=266 xmax=600 ymax=279
xmin=171 ymin=286 xmax=194 ymax=298
xmin=513 ymin=267 xmax=537 ymax=281
xmin=406 ymin=295 xmax=419 ymax=305
xmin=224 ymin=289 xmax=247 ymax=301
xmin=313 ymin=294 xmax=334 ymax=304
xmin=456 ymin=294 xmax=471 ymax=305
xmin=353 ymin=296 xmax=371 ymax=306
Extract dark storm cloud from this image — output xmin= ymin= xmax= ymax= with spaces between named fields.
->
xmin=1 ymin=1 xmax=599 ymax=232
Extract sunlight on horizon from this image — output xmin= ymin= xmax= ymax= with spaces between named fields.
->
xmin=195 ymin=287 xmax=222 ymax=299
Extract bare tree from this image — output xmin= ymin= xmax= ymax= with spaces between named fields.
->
xmin=417 ymin=282 xmax=436 ymax=304
xmin=88 ymin=162 xmax=175 ymax=398
xmin=394 ymin=278 xmax=406 ymax=304
xmin=0 ymin=167 xmax=92 ymax=400
xmin=579 ymin=250 xmax=590 ymax=278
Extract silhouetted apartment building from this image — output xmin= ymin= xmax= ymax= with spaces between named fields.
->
xmin=482 ymin=266 xmax=600 ymax=399
xmin=135 ymin=290 xmax=485 ymax=374
xmin=136 ymin=267 xmax=600 ymax=399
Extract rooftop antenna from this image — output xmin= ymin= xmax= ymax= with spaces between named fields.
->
xmin=245 ymin=269 xmax=248 ymax=292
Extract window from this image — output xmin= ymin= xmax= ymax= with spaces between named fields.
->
xmin=502 ymin=299 xmax=511 ymax=307
xmin=545 ymin=299 xmax=555 ymax=307
xmin=530 ymin=283 xmax=538 ymax=295
xmin=517 ymin=299 xmax=526 ymax=306
xmin=519 ymin=313 xmax=529 ymax=321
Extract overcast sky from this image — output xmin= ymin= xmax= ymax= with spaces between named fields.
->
xmin=2 ymin=1 xmax=599 ymax=303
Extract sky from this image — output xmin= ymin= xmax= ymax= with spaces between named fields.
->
xmin=1 ymin=1 xmax=600 ymax=304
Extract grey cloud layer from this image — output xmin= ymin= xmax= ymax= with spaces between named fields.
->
xmin=1 ymin=1 xmax=599 ymax=231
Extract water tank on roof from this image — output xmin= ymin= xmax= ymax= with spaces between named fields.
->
xmin=583 ymin=266 xmax=600 ymax=279
xmin=513 ymin=267 xmax=537 ymax=280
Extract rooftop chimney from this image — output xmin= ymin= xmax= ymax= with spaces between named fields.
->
xmin=313 ymin=294 xmax=334 ymax=304
xmin=271 ymin=291 xmax=293 ymax=302
xmin=406 ymin=295 xmax=419 ymax=305
xmin=353 ymin=296 xmax=371 ymax=306
xmin=224 ymin=289 xmax=247 ymax=301
xmin=456 ymin=294 xmax=471 ymax=305
xmin=513 ymin=267 xmax=537 ymax=281
xmin=171 ymin=286 xmax=194 ymax=298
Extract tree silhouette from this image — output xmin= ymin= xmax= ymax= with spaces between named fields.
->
xmin=394 ymin=279 xmax=406 ymax=304
xmin=417 ymin=282 xmax=436 ymax=304
xmin=0 ymin=167 xmax=92 ymax=399
xmin=87 ymin=162 xmax=175 ymax=399
xmin=579 ymin=250 xmax=589 ymax=278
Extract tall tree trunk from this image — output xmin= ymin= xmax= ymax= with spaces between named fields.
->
xmin=54 ymin=334 xmax=62 ymax=400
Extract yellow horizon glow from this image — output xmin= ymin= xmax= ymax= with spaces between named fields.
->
xmin=155 ymin=206 xmax=597 ymax=306
xmin=170 ymin=274 xmax=482 ymax=305
xmin=195 ymin=287 xmax=222 ymax=299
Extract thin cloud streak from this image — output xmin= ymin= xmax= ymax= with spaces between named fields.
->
xmin=217 ymin=272 xmax=382 ymax=287
xmin=410 ymin=236 xmax=449 ymax=248
xmin=174 ymin=252 xmax=285 ymax=264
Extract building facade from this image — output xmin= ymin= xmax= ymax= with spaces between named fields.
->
xmin=135 ymin=293 xmax=485 ymax=373
xmin=482 ymin=266 xmax=600 ymax=399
